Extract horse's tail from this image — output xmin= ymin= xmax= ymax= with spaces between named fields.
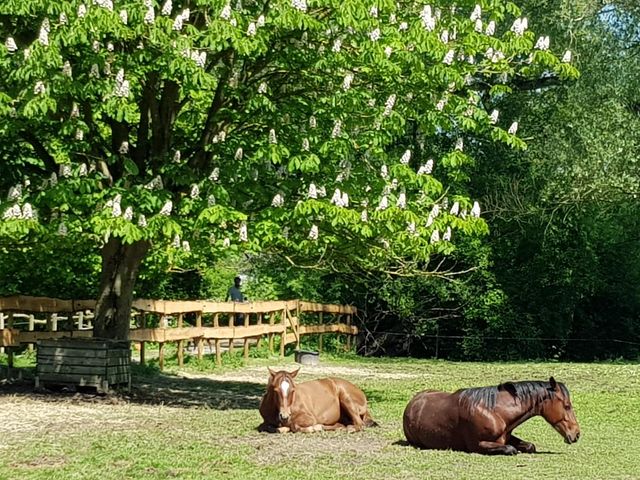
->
xmin=364 ymin=410 xmax=379 ymax=428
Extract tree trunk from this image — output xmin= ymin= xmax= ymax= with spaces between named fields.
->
xmin=93 ymin=238 xmax=150 ymax=340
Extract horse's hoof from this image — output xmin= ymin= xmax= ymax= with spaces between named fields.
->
xmin=276 ymin=426 xmax=290 ymax=434
xmin=257 ymin=423 xmax=275 ymax=433
xmin=523 ymin=443 xmax=536 ymax=454
xmin=313 ymin=424 xmax=323 ymax=432
xmin=505 ymin=445 xmax=518 ymax=455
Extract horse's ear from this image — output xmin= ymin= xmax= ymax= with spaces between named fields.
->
xmin=549 ymin=377 xmax=558 ymax=391
xmin=290 ymin=367 xmax=300 ymax=378
xmin=268 ymin=367 xmax=277 ymax=378
xmin=498 ymin=382 xmax=517 ymax=398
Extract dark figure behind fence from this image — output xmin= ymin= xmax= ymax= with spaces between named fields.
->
xmin=226 ymin=276 xmax=247 ymax=326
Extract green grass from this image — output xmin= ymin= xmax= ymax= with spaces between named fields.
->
xmin=1 ymin=356 xmax=639 ymax=479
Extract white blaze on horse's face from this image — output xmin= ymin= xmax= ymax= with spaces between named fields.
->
xmin=276 ymin=377 xmax=293 ymax=423
xmin=280 ymin=380 xmax=290 ymax=397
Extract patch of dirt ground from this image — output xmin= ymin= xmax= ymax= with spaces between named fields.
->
xmin=0 ymin=390 xmax=175 ymax=449
xmin=200 ymin=363 xmax=419 ymax=384
xmin=247 ymin=428 xmax=392 ymax=466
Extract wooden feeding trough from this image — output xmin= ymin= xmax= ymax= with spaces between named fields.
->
xmin=295 ymin=349 xmax=320 ymax=366
xmin=35 ymin=338 xmax=131 ymax=393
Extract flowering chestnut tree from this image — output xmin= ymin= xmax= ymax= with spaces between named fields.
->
xmin=0 ymin=0 xmax=576 ymax=339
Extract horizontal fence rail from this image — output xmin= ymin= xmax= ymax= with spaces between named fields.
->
xmin=0 ymin=295 xmax=357 ymax=369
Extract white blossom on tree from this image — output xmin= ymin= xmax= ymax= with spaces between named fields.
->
xmin=397 ymin=192 xmax=407 ymax=208
xmin=271 ymin=193 xmax=284 ymax=207
xmin=123 ymin=206 xmax=133 ymax=221
xmin=239 ymin=222 xmax=248 ymax=242
xmin=161 ymin=0 xmax=172 ymax=16
xmin=342 ymin=73 xmax=354 ymax=91
xmin=383 ymin=94 xmax=397 ymax=116
xmin=38 ymin=19 xmax=50 ymax=46
xmin=471 ymin=201 xmax=481 ymax=218
xmin=443 ymin=49 xmax=455 ymax=65
xmin=331 ymin=120 xmax=342 ymax=138
xmin=159 ymin=200 xmax=173 ymax=216
xmin=470 ymin=5 xmax=482 ymax=21
xmin=144 ymin=7 xmax=155 ymax=24
xmin=5 ymin=37 xmax=18 ymax=53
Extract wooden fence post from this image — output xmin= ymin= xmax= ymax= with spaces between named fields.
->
xmin=256 ymin=313 xmax=263 ymax=349
xmin=318 ymin=311 xmax=324 ymax=354
xmin=196 ymin=312 xmax=203 ymax=361
xmin=346 ymin=314 xmax=352 ymax=352
xmin=268 ymin=312 xmax=275 ymax=354
xmin=158 ymin=342 xmax=165 ymax=371
xmin=243 ymin=309 xmax=250 ymax=360
xmin=228 ymin=311 xmax=235 ymax=355
xmin=280 ymin=309 xmax=286 ymax=358
xmin=213 ymin=313 xmax=221 ymax=366
xmin=7 ymin=312 xmax=14 ymax=367
xmin=0 ymin=313 xmax=4 ymax=354
xmin=26 ymin=314 xmax=35 ymax=353
xmin=140 ymin=314 xmax=146 ymax=366
xmin=177 ymin=313 xmax=184 ymax=367
xmin=47 ymin=313 xmax=58 ymax=332
xmin=157 ymin=312 xmax=166 ymax=370
xmin=295 ymin=302 xmax=301 ymax=350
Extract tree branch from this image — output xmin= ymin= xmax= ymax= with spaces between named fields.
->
xmin=108 ymin=119 xmax=129 ymax=156
xmin=190 ymin=53 xmax=235 ymax=170
xmin=158 ymin=79 xmax=181 ymax=157
xmin=18 ymin=131 xmax=57 ymax=172
xmin=134 ymin=75 xmax=157 ymax=171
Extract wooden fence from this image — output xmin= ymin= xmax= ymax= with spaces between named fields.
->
xmin=0 ymin=295 xmax=357 ymax=369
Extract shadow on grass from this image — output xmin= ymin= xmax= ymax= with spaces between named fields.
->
xmin=391 ymin=440 xmax=565 ymax=455
xmin=392 ymin=440 xmax=411 ymax=447
xmin=0 ymin=362 xmax=265 ymax=411
xmin=129 ymin=363 xmax=265 ymax=409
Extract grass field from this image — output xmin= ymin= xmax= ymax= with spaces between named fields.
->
xmin=1 ymin=354 xmax=639 ymax=479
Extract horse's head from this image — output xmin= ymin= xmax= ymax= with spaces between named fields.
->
xmin=541 ymin=377 xmax=580 ymax=444
xmin=266 ymin=367 xmax=300 ymax=425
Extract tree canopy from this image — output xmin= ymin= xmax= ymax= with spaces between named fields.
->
xmin=0 ymin=0 xmax=575 ymax=338
xmin=460 ymin=0 xmax=640 ymax=359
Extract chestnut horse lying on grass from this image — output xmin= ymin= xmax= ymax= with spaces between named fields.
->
xmin=258 ymin=368 xmax=377 ymax=433
xmin=403 ymin=377 xmax=580 ymax=455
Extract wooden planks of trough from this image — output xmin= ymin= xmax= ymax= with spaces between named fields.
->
xmin=35 ymin=338 xmax=131 ymax=393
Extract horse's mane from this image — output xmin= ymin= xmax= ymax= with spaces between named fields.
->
xmin=457 ymin=381 xmax=570 ymax=413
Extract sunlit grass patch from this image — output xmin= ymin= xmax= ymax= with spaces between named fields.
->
xmin=1 ymin=356 xmax=638 ymax=479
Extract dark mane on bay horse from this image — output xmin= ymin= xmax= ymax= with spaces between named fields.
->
xmin=458 ymin=380 xmax=572 ymax=412
xmin=403 ymin=377 xmax=580 ymax=455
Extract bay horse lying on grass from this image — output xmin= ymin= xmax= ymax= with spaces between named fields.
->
xmin=403 ymin=377 xmax=580 ymax=455
xmin=258 ymin=368 xmax=377 ymax=433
